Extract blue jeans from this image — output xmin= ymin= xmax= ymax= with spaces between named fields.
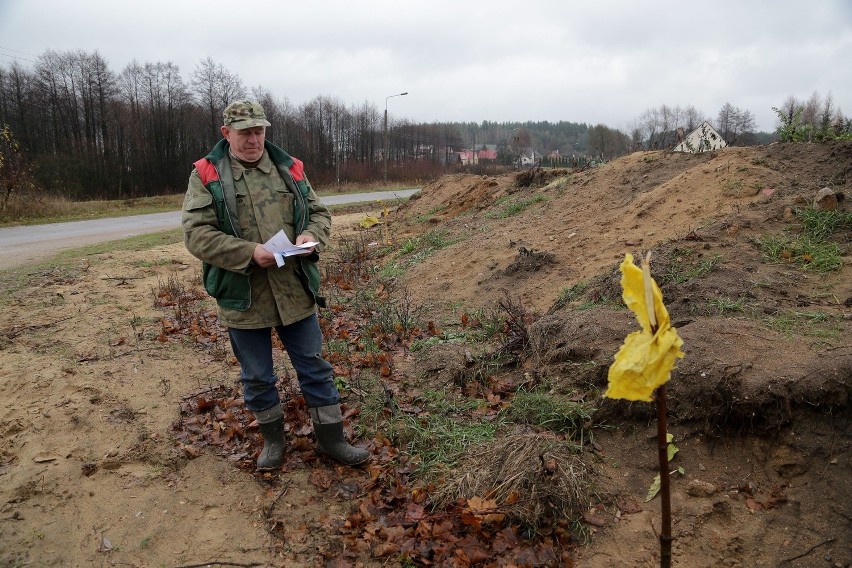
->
xmin=227 ymin=314 xmax=339 ymax=412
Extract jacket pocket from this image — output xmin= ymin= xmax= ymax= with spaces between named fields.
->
xmin=269 ymin=187 xmax=295 ymax=231
xmin=233 ymin=186 xmax=252 ymax=233
xmin=202 ymin=263 xmax=251 ymax=311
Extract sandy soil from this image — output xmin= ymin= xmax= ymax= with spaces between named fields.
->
xmin=1 ymin=142 xmax=850 ymax=567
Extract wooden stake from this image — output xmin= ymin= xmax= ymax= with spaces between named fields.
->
xmin=642 ymin=251 xmax=673 ymax=568
xmin=656 ymin=385 xmax=673 ymax=568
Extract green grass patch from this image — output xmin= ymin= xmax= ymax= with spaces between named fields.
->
xmin=410 ymin=303 xmax=508 ymax=351
xmin=414 ymin=205 xmax=447 ymax=223
xmin=394 ymin=229 xmax=461 ymax=266
xmin=757 ymin=207 xmax=850 ymax=272
xmin=796 ymin=207 xmax=852 ymax=241
xmin=396 ymin=412 xmax=499 ymax=476
xmin=658 ymin=249 xmax=721 ymax=285
xmin=706 ymin=295 xmax=749 ymax=315
xmin=757 ymin=234 xmax=842 ymax=272
xmin=552 ymin=281 xmax=591 ymax=310
xmin=377 ymin=261 xmax=405 ymax=278
xmin=765 ymin=309 xmax=841 ymax=338
xmin=722 ymin=179 xmax=743 ymax=192
xmin=503 ymin=388 xmax=594 ymax=441
xmin=485 ymin=194 xmax=548 ymax=219
xmin=360 ymin=386 xmax=498 ymax=477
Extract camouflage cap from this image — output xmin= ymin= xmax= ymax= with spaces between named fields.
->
xmin=223 ymin=100 xmax=272 ymax=129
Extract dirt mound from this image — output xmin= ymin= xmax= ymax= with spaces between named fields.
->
xmin=406 ymin=173 xmax=506 ymax=221
xmin=387 ymin=141 xmax=851 ymax=566
xmin=396 ymin=142 xmax=852 ymax=317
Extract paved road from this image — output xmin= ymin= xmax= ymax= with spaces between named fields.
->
xmin=0 ymin=188 xmax=419 ymax=270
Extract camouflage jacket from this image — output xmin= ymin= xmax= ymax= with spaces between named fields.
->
xmin=182 ymin=139 xmax=331 ymax=329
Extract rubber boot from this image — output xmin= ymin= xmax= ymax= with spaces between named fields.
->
xmin=254 ymin=403 xmax=285 ymax=471
xmin=309 ymin=405 xmax=370 ymax=466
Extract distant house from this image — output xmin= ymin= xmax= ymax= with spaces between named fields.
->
xmin=546 ymin=150 xmax=565 ymax=165
xmin=457 ymin=146 xmax=498 ymax=165
xmin=673 ymin=121 xmax=727 ymax=153
xmin=519 ymin=149 xmax=537 ymax=166
xmin=457 ymin=150 xmax=476 ymax=165
xmin=477 ymin=147 xmax=497 ymax=162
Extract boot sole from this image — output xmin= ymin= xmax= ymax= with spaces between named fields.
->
xmin=318 ymin=449 xmax=370 ymax=466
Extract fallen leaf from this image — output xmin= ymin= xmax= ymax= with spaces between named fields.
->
xmin=309 ymin=468 xmax=333 ymax=490
xmin=582 ymin=510 xmax=609 ymax=527
xmin=372 ymin=541 xmax=400 ymax=557
xmin=181 ymin=444 xmax=202 ymax=458
xmin=404 ymin=502 xmax=425 ymax=523
xmin=616 ymin=497 xmax=642 ymax=514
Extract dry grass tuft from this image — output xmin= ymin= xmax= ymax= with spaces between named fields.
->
xmin=433 ymin=433 xmax=596 ymax=527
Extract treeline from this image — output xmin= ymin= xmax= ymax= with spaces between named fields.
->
xmin=0 ymin=50 xmax=596 ymax=200
xmin=0 ymin=51 xmax=475 ymax=199
xmin=1 ymin=49 xmax=848 ymax=202
xmin=773 ymin=92 xmax=852 ymax=142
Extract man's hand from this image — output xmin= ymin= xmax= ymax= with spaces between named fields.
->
xmin=294 ymin=234 xmax=317 ymax=255
xmin=252 ymin=244 xmax=277 ymax=268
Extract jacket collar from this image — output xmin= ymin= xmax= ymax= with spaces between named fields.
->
xmin=206 ymin=139 xmax=295 ymax=170
xmin=229 ymin=150 xmax=274 ymax=179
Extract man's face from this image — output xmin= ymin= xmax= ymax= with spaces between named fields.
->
xmin=221 ymin=125 xmax=265 ymax=162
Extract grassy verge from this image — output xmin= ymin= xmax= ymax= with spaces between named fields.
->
xmin=0 ymin=194 xmax=186 ymax=227
xmin=0 ymin=182 xmax=419 ymax=227
xmin=0 ymin=229 xmax=184 ymax=298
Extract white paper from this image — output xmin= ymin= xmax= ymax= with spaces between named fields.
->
xmin=262 ymin=230 xmax=318 ymax=267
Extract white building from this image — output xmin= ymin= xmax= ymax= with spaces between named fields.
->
xmin=673 ymin=121 xmax=727 ymax=153
xmin=519 ymin=150 xmax=537 ymax=166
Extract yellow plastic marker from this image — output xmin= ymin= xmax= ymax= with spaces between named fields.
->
xmin=606 ymin=253 xmax=684 ymax=402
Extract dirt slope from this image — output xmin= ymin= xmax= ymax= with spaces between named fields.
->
xmin=0 ymin=141 xmax=850 ymax=567
xmin=389 ymin=141 xmax=851 ymax=567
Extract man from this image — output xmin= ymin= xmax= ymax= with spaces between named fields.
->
xmin=182 ymin=99 xmax=369 ymax=470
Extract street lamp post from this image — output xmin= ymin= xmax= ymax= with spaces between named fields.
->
xmin=384 ymin=91 xmax=408 ymax=183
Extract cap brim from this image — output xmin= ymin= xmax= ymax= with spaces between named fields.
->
xmin=230 ymin=118 xmax=271 ymax=129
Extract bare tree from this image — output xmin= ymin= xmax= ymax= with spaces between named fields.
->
xmin=717 ymin=103 xmax=756 ymax=145
xmin=801 ymin=91 xmax=822 ymax=135
xmin=587 ymin=123 xmax=630 ymax=159
xmin=683 ymin=105 xmax=704 ymax=132
xmin=191 ymin=57 xmax=245 ymax=145
xmin=0 ymin=124 xmax=36 ymax=209
xmin=639 ymin=107 xmax=661 ymax=149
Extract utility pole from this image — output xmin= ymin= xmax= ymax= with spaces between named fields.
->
xmin=335 ymin=120 xmax=340 ymax=188
xmin=383 ymin=92 xmax=408 ymax=183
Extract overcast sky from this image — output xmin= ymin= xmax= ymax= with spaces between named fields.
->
xmin=1 ymin=0 xmax=850 ymax=133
